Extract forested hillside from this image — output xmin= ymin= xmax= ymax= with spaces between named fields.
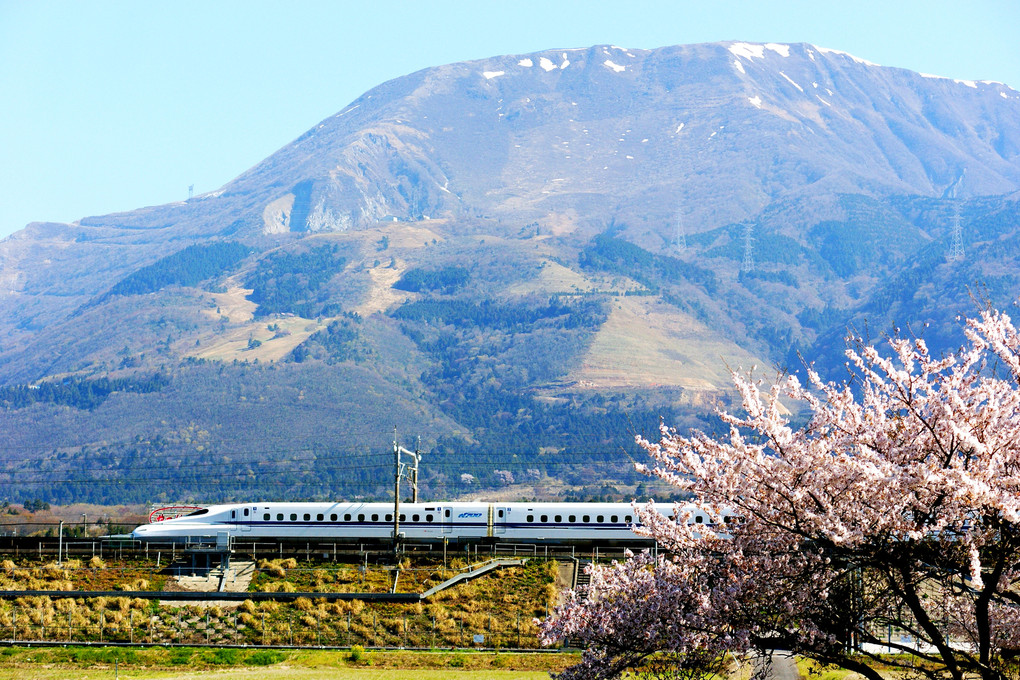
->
xmin=1 ymin=41 xmax=1018 ymax=505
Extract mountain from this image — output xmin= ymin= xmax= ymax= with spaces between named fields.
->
xmin=1 ymin=42 xmax=1018 ymax=505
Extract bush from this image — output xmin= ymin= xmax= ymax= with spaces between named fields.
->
xmin=168 ymin=648 xmax=193 ymax=665
xmin=348 ymin=645 xmax=365 ymax=663
xmin=244 ymin=650 xmax=285 ymax=666
xmin=208 ymin=648 xmax=240 ymax=665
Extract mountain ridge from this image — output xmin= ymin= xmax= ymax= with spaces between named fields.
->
xmin=1 ymin=41 xmax=1019 ymax=503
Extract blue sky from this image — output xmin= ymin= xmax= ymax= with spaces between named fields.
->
xmin=1 ymin=0 xmax=1018 ymax=239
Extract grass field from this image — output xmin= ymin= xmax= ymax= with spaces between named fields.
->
xmin=0 ymin=667 xmax=557 ymax=680
xmin=0 ymin=647 xmax=577 ymax=680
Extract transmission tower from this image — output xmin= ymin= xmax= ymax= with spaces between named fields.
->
xmin=673 ymin=204 xmax=687 ymax=252
xmin=948 ymin=201 xmax=964 ymax=262
xmin=188 ymin=184 xmax=194 ymax=200
xmin=741 ymin=222 xmax=755 ymax=273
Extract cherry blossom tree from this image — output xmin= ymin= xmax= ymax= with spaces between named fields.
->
xmin=542 ymin=309 xmax=1020 ymax=680
xmin=539 ymin=523 xmax=755 ymax=680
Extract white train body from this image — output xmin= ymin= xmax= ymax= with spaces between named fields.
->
xmin=131 ymin=501 xmax=722 ymax=544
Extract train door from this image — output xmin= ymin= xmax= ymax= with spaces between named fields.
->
xmin=441 ymin=507 xmax=453 ymax=535
xmin=239 ymin=507 xmax=252 ymax=533
xmin=494 ymin=506 xmax=509 ymax=535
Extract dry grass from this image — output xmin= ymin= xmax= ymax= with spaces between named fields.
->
xmin=0 ymin=554 xmax=559 ymax=650
xmin=564 ymin=296 xmax=769 ymax=396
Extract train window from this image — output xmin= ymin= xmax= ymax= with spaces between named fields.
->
xmin=583 ymin=515 xmax=590 ymax=522
xmin=413 ymin=514 xmax=420 ymax=522
xmin=290 ymin=513 xmax=297 ymax=521
xmin=498 ymin=509 xmax=504 ymax=518
xmin=611 ymin=515 xmax=618 ymax=523
xmin=330 ymin=514 xmax=337 ymax=521
xmin=243 ymin=508 xmax=249 ymax=517
xmin=445 ymin=509 xmax=450 ymax=518
xmin=344 ymin=514 xmax=352 ymax=522
xmin=625 ymin=515 xmax=632 ymax=523
xmin=568 ymin=515 xmax=576 ymax=522
xmin=263 ymin=513 xmax=270 ymax=521
xmin=230 ymin=510 xmax=236 ymax=519
xmin=317 ymin=514 xmax=324 ymax=521
xmin=695 ymin=516 xmax=704 ymax=524
xmin=372 ymin=514 xmax=379 ymax=521
xmin=386 ymin=514 xmax=392 ymax=521
xmin=303 ymin=513 xmax=311 ymax=521
xmin=426 ymin=514 xmax=433 ymax=522
xmin=358 ymin=514 xmax=365 ymax=522
xmin=597 ymin=515 xmax=604 ymax=523
xmin=554 ymin=515 xmax=562 ymax=522
xmin=277 ymin=513 xmax=283 ymax=521
xmin=527 ymin=515 xmax=534 ymax=522
xmin=540 ymin=515 xmax=548 ymax=522
xmin=399 ymin=514 xmax=406 ymax=522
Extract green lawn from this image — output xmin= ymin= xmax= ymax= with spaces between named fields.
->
xmin=0 ymin=669 xmax=555 ymax=680
xmin=0 ymin=647 xmax=574 ymax=680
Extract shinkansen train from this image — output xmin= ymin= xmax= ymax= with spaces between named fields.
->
xmin=131 ymin=501 xmax=726 ymax=545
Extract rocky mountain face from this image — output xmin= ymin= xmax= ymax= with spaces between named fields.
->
xmin=1 ymin=42 xmax=1018 ymax=504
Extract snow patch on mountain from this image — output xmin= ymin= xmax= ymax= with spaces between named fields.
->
xmin=483 ymin=71 xmax=504 ymax=80
xmin=729 ymin=42 xmax=790 ymax=60
xmin=780 ymin=72 xmax=804 ymax=92
xmin=518 ymin=58 xmax=533 ymax=67
xmin=729 ymin=43 xmax=765 ymax=60
xmin=748 ymin=95 xmax=763 ymax=108
xmin=604 ymin=60 xmax=626 ymax=73
xmin=816 ymin=46 xmax=879 ymax=66
xmin=539 ymin=57 xmax=556 ymax=72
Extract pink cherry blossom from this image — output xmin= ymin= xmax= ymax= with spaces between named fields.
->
xmin=542 ymin=309 xmax=1020 ymax=680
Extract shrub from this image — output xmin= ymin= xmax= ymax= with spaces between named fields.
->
xmin=208 ymin=648 xmax=239 ymax=665
xmin=168 ymin=648 xmax=193 ymax=665
xmin=244 ymin=650 xmax=285 ymax=666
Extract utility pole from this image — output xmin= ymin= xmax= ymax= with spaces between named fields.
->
xmin=393 ymin=428 xmax=401 ymax=549
xmin=392 ymin=430 xmax=424 ymax=550
xmin=410 ymin=436 xmax=421 ymax=503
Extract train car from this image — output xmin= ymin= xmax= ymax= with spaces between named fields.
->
xmin=131 ymin=500 xmax=725 ymax=545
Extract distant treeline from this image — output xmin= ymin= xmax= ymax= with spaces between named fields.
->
xmin=245 ymin=244 xmax=347 ymax=318
xmin=393 ymin=266 xmax=470 ymax=294
xmin=0 ymin=374 xmax=168 ymax=411
xmin=108 ymin=242 xmax=251 ymax=297
xmin=580 ymin=234 xmax=719 ymax=294
xmin=393 ymin=296 xmax=607 ymax=332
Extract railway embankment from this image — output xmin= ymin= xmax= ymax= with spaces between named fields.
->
xmin=0 ymin=544 xmax=567 ymax=650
